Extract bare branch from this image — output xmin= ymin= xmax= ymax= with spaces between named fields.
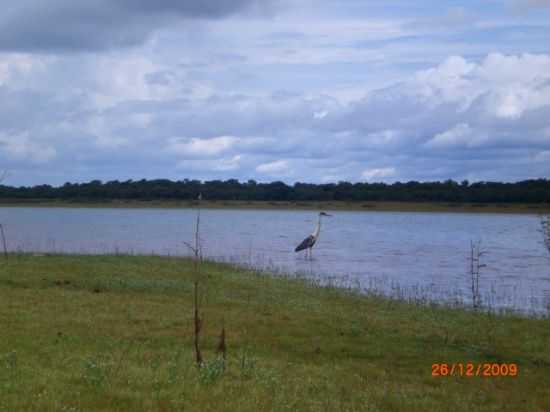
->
xmin=0 ymin=224 xmax=7 ymax=259
xmin=0 ymin=171 xmax=7 ymax=259
xmin=468 ymin=240 xmax=485 ymax=310
xmin=182 ymin=241 xmax=197 ymax=255
xmin=191 ymin=192 xmax=204 ymax=368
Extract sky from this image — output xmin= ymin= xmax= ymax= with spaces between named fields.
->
xmin=1 ymin=0 xmax=550 ymax=186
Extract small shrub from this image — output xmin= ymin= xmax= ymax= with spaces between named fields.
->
xmin=167 ymin=350 xmax=184 ymax=385
xmin=60 ymin=406 xmax=81 ymax=412
xmin=0 ymin=351 xmax=20 ymax=390
xmin=82 ymin=357 xmax=107 ymax=388
xmin=1 ymin=350 xmax=18 ymax=371
xmin=199 ymin=358 xmax=226 ymax=385
xmin=349 ymin=321 xmax=362 ymax=337
xmin=238 ymin=348 xmax=257 ymax=379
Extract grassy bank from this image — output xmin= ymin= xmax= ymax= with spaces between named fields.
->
xmin=1 ymin=254 xmax=549 ymax=411
xmin=1 ymin=199 xmax=550 ymax=213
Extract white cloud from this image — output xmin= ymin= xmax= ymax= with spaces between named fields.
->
xmin=364 ymin=130 xmax=402 ymax=147
xmin=216 ymin=155 xmax=242 ymax=171
xmin=534 ymin=150 xmax=550 ymax=162
xmin=177 ymin=155 xmax=242 ymax=172
xmin=84 ymin=116 xmax=130 ymax=149
xmin=2 ymin=6 xmax=550 ymax=189
xmin=0 ymin=53 xmax=46 ymax=85
xmin=407 ymin=53 xmax=550 ymax=118
xmin=0 ymin=132 xmax=56 ymax=164
xmin=478 ymin=53 xmax=550 ymax=119
xmin=91 ymin=56 xmax=186 ymax=108
xmin=412 ymin=55 xmax=478 ymax=108
xmin=361 ymin=167 xmax=396 ymax=181
xmin=426 ymin=123 xmax=488 ymax=148
xmin=256 ymin=159 xmax=289 ymax=174
xmin=167 ymin=136 xmax=239 ymax=157
xmin=320 ymin=175 xmax=340 ymax=183
xmin=213 ymin=17 xmax=407 ymax=66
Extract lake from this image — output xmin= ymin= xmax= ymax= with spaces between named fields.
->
xmin=1 ymin=207 xmax=549 ymax=315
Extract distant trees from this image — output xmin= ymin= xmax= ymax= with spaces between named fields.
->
xmin=0 ymin=178 xmax=550 ymax=204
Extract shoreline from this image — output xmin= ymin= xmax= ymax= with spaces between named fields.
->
xmin=4 ymin=251 xmax=548 ymax=317
xmin=1 ymin=199 xmax=550 ymax=214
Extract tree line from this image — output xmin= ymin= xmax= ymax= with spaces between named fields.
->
xmin=0 ymin=178 xmax=549 ymax=203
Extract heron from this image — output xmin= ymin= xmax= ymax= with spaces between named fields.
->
xmin=295 ymin=212 xmax=332 ymax=259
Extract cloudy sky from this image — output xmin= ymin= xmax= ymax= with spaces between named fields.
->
xmin=1 ymin=0 xmax=550 ymax=186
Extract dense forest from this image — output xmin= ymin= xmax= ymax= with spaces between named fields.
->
xmin=0 ymin=178 xmax=549 ymax=203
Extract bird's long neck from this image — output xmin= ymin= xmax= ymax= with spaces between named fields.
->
xmin=312 ymin=216 xmax=321 ymax=238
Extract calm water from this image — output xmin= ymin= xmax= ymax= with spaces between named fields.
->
xmin=1 ymin=207 xmax=549 ymax=314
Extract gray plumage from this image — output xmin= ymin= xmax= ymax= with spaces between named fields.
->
xmin=295 ymin=235 xmax=316 ymax=252
xmin=294 ymin=212 xmax=332 ymax=257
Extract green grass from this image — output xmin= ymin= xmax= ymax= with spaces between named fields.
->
xmin=1 ymin=254 xmax=549 ymax=411
xmin=1 ymin=199 xmax=550 ymax=213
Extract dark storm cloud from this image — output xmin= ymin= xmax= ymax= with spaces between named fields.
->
xmin=0 ymin=0 xmax=277 ymax=52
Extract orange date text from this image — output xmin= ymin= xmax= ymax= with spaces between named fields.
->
xmin=431 ymin=363 xmax=518 ymax=377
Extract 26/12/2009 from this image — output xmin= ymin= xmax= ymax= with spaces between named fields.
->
xmin=432 ymin=363 xmax=518 ymax=377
